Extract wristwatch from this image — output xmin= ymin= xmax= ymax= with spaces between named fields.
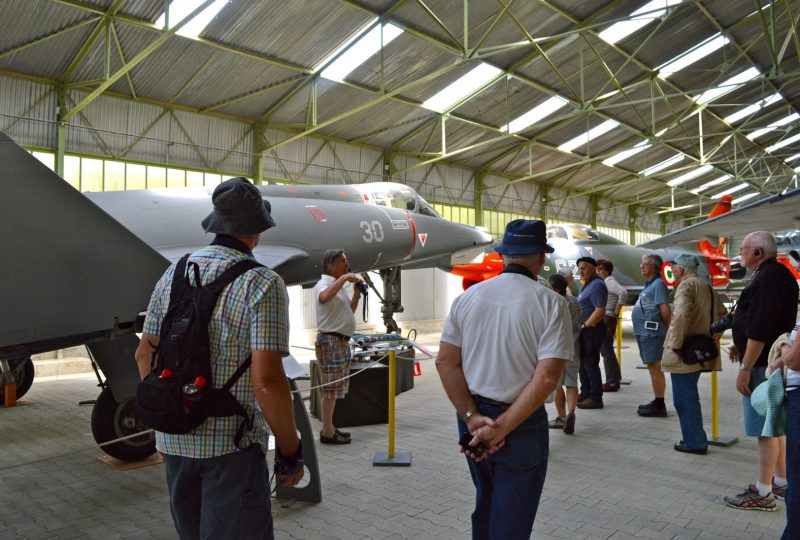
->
xmin=462 ymin=409 xmax=476 ymax=423
xmin=740 ymin=364 xmax=751 ymax=372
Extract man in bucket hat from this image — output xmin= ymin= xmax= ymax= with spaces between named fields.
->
xmin=135 ymin=177 xmax=303 ymax=539
xmin=436 ymin=219 xmax=572 ymax=539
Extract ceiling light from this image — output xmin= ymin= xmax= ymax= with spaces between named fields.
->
xmin=504 ymin=96 xmax=570 ymax=133
xmin=422 ymin=63 xmax=503 ymax=113
xmin=711 ymin=182 xmax=749 ymax=198
xmin=155 ymin=0 xmax=229 ymax=39
xmin=746 ymin=113 xmax=800 ymax=141
xmin=766 ymin=132 xmax=800 ymax=153
xmin=732 ymin=192 xmax=759 ymax=204
xmin=694 ymin=67 xmax=760 ymax=105
xmin=666 ymin=164 xmax=714 ymax=187
xmin=319 ymin=22 xmax=403 ymax=82
xmin=785 ymin=153 xmax=800 ymax=162
xmin=557 ymin=119 xmax=620 ymax=153
xmin=639 ymin=154 xmax=683 ymax=176
xmin=724 ymin=93 xmax=781 ymax=124
xmin=690 ymin=174 xmax=730 ymax=194
xmin=657 ymin=34 xmax=728 ymax=80
xmin=602 ymin=140 xmax=651 ymax=166
xmin=598 ymin=0 xmax=684 ymax=45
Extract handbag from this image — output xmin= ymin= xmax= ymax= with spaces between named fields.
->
xmin=678 ymin=285 xmax=718 ymax=365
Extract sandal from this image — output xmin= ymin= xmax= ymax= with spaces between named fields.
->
xmin=320 ymin=431 xmax=351 ymax=444
xmin=335 ymin=428 xmax=351 ymax=438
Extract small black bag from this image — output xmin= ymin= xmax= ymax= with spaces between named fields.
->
xmin=678 ymin=284 xmax=718 ymax=365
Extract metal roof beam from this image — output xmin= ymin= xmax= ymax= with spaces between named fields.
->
xmin=0 ymin=17 xmax=98 ymax=61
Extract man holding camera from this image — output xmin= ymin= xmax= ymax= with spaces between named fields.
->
xmin=724 ymin=231 xmax=798 ymax=511
xmin=314 ymin=249 xmax=364 ymax=444
xmin=436 ymin=220 xmax=571 ymax=539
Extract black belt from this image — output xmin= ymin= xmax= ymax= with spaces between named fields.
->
xmin=473 ymin=394 xmax=511 ymax=408
xmin=319 ymin=331 xmax=350 ymax=341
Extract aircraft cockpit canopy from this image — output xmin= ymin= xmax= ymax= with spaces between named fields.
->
xmin=368 ymin=183 xmax=441 ymax=218
xmin=547 ymin=224 xmax=600 ymax=242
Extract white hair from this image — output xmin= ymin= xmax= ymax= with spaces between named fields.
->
xmin=747 ymin=231 xmax=777 ymax=257
xmin=501 ymin=253 xmax=542 ymax=266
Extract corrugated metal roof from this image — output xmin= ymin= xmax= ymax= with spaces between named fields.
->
xmin=0 ymin=0 xmax=798 ymax=219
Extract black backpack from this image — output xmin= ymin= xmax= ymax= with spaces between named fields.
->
xmin=135 ymin=254 xmax=263 ymax=443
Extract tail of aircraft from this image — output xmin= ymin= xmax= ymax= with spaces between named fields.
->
xmin=696 ymin=195 xmax=733 ymax=287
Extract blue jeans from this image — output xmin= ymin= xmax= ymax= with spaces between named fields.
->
xmin=670 ymin=372 xmax=707 ymax=449
xmin=164 ymin=445 xmax=273 ymax=540
xmin=458 ymin=403 xmax=549 ymax=540
xmin=782 ymin=389 xmax=800 ymax=540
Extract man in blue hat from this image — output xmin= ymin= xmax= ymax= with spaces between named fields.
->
xmin=436 ymin=219 xmax=572 ymax=540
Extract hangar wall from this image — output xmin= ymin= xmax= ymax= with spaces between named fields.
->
xmin=1 ymin=74 xmax=663 ymax=339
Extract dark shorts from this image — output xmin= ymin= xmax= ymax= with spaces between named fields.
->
xmin=315 ymin=333 xmax=352 ymax=399
xmin=635 ymin=334 xmax=666 ymax=364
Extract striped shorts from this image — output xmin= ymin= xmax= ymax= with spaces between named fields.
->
xmin=315 ymin=333 xmax=352 ymax=399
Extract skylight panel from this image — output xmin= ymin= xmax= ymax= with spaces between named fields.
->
xmin=711 ymin=183 xmax=749 ymax=198
xmin=690 ymin=174 xmax=730 ymax=194
xmin=639 ymin=154 xmax=683 ymax=176
xmin=602 ymin=140 xmax=651 ymax=166
xmin=786 ymin=153 xmax=800 ymax=163
xmin=422 ymin=63 xmax=503 ymax=113
xmin=319 ymin=22 xmax=403 ymax=82
xmin=732 ymin=192 xmax=759 ymax=204
xmin=557 ymin=119 xmax=620 ymax=153
xmin=666 ymin=164 xmax=714 ymax=187
xmin=766 ymin=132 xmax=800 ymax=153
xmin=657 ymin=34 xmax=728 ymax=80
xmin=504 ymin=96 xmax=570 ymax=134
xmin=746 ymin=113 xmax=800 ymax=141
xmin=694 ymin=67 xmax=760 ymax=105
xmin=155 ymin=0 xmax=228 ymax=38
xmin=724 ymin=93 xmax=781 ymax=124
xmin=598 ymin=0 xmax=684 ymax=45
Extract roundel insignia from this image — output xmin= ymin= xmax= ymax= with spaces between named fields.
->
xmin=662 ymin=262 xmax=675 ymax=286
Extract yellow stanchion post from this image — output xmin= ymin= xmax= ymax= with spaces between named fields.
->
xmin=708 ymin=342 xmax=738 ymax=447
xmin=373 ymin=349 xmax=411 ymax=466
xmin=3 ymin=382 xmax=16 ymax=407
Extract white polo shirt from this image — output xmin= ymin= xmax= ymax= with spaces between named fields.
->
xmin=440 ymin=272 xmax=573 ymax=403
xmin=314 ymin=274 xmax=356 ymax=336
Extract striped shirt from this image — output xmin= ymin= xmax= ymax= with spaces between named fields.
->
xmin=142 ymin=245 xmax=289 ymax=458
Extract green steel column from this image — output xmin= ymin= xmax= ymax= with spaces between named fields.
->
xmin=252 ymin=123 xmax=264 ymax=184
xmin=55 ymin=87 xmax=66 ymax=177
xmin=628 ymin=204 xmax=638 ymax=245
xmin=541 ymin=184 xmax=549 ymax=222
xmin=474 ymin=169 xmax=485 ymax=227
xmin=661 ymin=214 xmax=667 ymax=236
xmin=383 ymin=150 xmax=395 ymax=182
xmin=590 ymin=194 xmax=598 ymax=229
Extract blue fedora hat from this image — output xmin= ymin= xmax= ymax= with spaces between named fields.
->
xmin=495 ymin=219 xmax=555 ymax=255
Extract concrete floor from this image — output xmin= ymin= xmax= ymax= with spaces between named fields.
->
xmin=0 ymin=331 xmax=791 ymax=539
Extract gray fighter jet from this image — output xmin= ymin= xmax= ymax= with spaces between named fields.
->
xmin=0 ymin=131 xmax=491 ymax=460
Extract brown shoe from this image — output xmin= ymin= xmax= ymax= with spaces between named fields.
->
xmin=577 ymin=398 xmax=603 ymax=409
xmin=320 ymin=431 xmax=351 ymax=444
xmin=548 ymin=417 xmax=566 ymax=429
xmin=563 ymin=413 xmax=576 ymax=435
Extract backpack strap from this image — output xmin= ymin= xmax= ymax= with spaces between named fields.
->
xmin=206 ymin=259 xmax=264 ymax=293
xmin=168 ymin=254 xmax=191 ymax=306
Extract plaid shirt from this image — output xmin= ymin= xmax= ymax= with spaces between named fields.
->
xmin=142 ymin=245 xmax=289 ymax=458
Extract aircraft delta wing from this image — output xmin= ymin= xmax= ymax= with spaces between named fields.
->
xmin=0 ymin=131 xmax=491 ymax=461
xmin=640 ymin=187 xmax=800 ymax=249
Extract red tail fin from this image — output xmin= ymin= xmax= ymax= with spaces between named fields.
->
xmin=707 ymin=194 xmax=733 ymax=219
xmin=697 ymin=195 xmax=733 ymax=286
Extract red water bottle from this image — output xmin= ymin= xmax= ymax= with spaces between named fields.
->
xmin=181 ymin=376 xmax=207 ymax=412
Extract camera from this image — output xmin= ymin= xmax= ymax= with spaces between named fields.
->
xmin=356 ymin=280 xmax=368 ymax=296
xmin=710 ymin=312 xmax=734 ymax=335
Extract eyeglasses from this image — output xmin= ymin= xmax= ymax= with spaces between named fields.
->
xmin=738 ymin=246 xmax=755 ymax=254
xmin=640 ymin=263 xmax=651 ymax=267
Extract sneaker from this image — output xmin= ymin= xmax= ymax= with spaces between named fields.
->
xmin=637 ymin=401 xmax=668 ymax=417
xmin=602 ymin=383 xmax=620 ymax=392
xmin=772 ymin=482 xmax=787 ymax=501
xmin=577 ymin=398 xmax=604 ymax=409
xmin=723 ymin=485 xmax=777 ymax=511
xmin=563 ymin=413 xmax=576 ymax=435
xmin=548 ymin=417 xmax=565 ymax=429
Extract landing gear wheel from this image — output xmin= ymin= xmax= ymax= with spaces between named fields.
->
xmin=1 ymin=357 xmax=34 ymax=405
xmin=91 ymin=387 xmax=155 ymax=461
